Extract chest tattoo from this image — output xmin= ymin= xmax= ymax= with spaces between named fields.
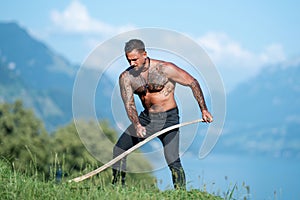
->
xmin=147 ymin=64 xmax=168 ymax=92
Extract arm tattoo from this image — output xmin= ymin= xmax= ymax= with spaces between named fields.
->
xmin=119 ymin=73 xmax=140 ymax=126
xmin=190 ymin=79 xmax=207 ymax=111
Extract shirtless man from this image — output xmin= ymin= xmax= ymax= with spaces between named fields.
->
xmin=112 ymin=39 xmax=213 ymax=189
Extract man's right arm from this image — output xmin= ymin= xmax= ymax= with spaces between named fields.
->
xmin=119 ymin=72 xmax=146 ymax=137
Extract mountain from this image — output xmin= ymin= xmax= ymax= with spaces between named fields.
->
xmin=187 ymin=60 xmax=300 ymax=159
xmin=227 ymin=62 xmax=300 ymax=125
xmin=0 ymin=22 xmax=76 ymax=90
xmin=216 ymin=61 xmax=300 ymax=158
xmin=0 ymin=21 xmax=114 ymax=131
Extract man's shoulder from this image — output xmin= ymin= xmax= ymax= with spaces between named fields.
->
xmin=151 ymin=58 xmax=177 ymax=72
xmin=119 ymin=66 xmax=133 ymax=79
xmin=151 ymin=58 xmax=175 ymax=66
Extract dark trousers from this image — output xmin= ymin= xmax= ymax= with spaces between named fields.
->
xmin=112 ymin=107 xmax=186 ymax=189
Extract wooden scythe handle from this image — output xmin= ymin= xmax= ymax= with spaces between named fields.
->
xmin=69 ymin=118 xmax=204 ymax=183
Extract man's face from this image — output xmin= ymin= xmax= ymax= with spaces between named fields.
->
xmin=126 ymin=49 xmax=147 ymax=71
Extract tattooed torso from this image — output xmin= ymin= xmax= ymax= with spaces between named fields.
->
xmin=126 ymin=59 xmax=176 ymax=112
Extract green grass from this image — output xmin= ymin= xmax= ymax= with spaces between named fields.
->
xmin=0 ymin=159 xmax=225 ymax=200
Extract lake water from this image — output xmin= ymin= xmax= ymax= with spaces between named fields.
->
xmin=152 ymin=154 xmax=300 ymax=200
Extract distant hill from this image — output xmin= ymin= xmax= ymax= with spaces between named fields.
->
xmin=0 ymin=21 xmax=114 ymax=131
xmin=222 ymin=61 xmax=300 ymax=158
xmin=227 ymin=62 xmax=300 ymax=125
xmin=189 ymin=60 xmax=300 ymax=159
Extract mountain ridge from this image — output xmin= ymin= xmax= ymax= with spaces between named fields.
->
xmin=0 ymin=21 xmax=114 ymax=131
xmin=188 ymin=58 xmax=300 ymax=159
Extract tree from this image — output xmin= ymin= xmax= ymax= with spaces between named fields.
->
xmin=0 ymin=100 xmax=50 ymax=176
xmin=0 ymin=100 xmax=155 ymax=185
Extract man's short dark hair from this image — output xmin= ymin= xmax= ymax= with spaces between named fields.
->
xmin=124 ymin=39 xmax=145 ymax=53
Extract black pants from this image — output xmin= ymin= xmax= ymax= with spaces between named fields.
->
xmin=112 ymin=107 xmax=186 ymax=189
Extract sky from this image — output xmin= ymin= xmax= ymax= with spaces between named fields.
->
xmin=1 ymin=0 xmax=300 ymax=92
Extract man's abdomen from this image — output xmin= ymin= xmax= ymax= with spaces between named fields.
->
xmin=141 ymin=91 xmax=177 ymax=113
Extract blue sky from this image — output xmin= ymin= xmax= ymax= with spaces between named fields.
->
xmin=1 ymin=1 xmax=300 ymax=91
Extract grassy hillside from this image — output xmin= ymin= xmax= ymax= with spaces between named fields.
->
xmin=0 ymin=159 xmax=224 ymax=200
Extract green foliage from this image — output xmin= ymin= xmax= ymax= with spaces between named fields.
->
xmin=0 ymin=100 xmax=154 ymax=185
xmin=0 ymin=100 xmax=49 ymax=175
xmin=50 ymin=120 xmax=99 ymax=175
xmin=0 ymin=159 xmax=224 ymax=200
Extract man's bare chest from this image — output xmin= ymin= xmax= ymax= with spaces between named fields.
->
xmin=130 ymin=68 xmax=168 ymax=94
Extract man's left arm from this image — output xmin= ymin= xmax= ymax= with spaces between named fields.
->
xmin=163 ymin=62 xmax=213 ymax=123
xmin=189 ymin=79 xmax=213 ymax=122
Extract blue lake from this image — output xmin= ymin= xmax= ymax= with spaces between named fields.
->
xmin=153 ymin=154 xmax=300 ymax=200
